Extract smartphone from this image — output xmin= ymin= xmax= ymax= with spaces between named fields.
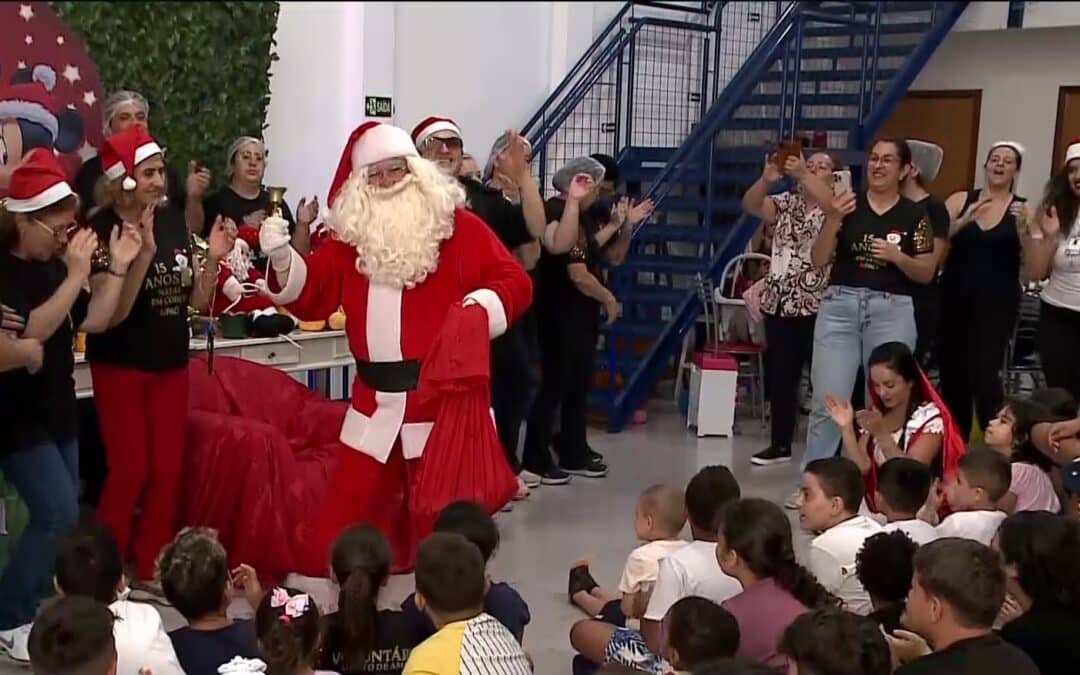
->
xmin=832 ymin=169 xmax=852 ymax=196
xmin=774 ymin=139 xmax=802 ymax=169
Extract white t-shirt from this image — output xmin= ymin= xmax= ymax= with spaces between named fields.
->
xmin=883 ymin=518 xmax=939 ymax=545
xmin=642 ymin=540 xmax=743 ymax=621
xmin=618 ymin=539 xmax=689 ymax=595
xmin=935 ymin=509 xmax=1007 ymax=545
xmin=109 ymin=600 xmax=185 ymax=675
xmin=808 ymin=515 xmax=882 ymax=616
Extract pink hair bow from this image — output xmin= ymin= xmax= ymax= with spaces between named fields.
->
xmin=269 ymin=587 xmax=310 ymax=623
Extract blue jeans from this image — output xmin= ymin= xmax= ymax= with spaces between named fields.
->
xmin=803 ymin=286 xmax=916 ymax=469
xmin=0 ymin=438 xmax=79 ymax=629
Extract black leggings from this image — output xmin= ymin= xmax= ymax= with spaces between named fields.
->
xmin=490 ymin=310 xmax=540 ymax=475
xmin=764 ymin=313 xmax=815 ymax=449
xmin=1038 ymin=300 xmax=1080 ymax=403
xmin=938 ymin=292 xmax=1018 ymax=439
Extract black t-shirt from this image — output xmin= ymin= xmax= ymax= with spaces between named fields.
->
xmin=400 ymin=582 xmax=531 ymax=644
xmin=462 ymin=178 xmax=532 ymax=251
xmin=1001 ymin=608 xmax=1080 ymax=675
xmin=319 ymin=610 xmax=421 ymax=675
xmin=535 ymin=197 xmax=602 ymax=326
xmin=168 ymin=620 xmax=260 ymax=675
xmin=201 ymin=186 xmax=297 ymax=239
xmin=74 ymin=155 xmax=187 ymax=220
xmin=829 ymin=193 xmax=934 ymax=296
xmin=85 ymin=206 xmax=192 ymax=371
xmin=895 ymin=634 xmax=1040 ymax=675
xmin=0 ymin=252 xmax=89 ymax=449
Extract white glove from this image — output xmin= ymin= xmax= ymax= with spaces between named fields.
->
xmin=259 ymin=215 xmax=293 ymax=271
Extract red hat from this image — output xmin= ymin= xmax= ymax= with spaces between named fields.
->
xmin=326 ymin=121 xmax=418 ymax=207
xmin=100 ymin=125 xmax=162 ymax=191
xmin=0 ymin=66 xmax=61 ymax=141
xmin=411 ymin=116 xmax=462 ymax=149
xmin=4 ymin=147 xmax=74 ymax=213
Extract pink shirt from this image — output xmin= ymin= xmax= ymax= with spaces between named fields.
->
xmin=1010 ymin=462 xmax=1061 ymax=513
xmin=722 ymin=578 xmax=808 ymax=669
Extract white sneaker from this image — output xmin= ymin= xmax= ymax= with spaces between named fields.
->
xmin=518 ymin=470 xmax=542 ymax=488
xmin=514 ymin=476 xmax=531 ymax=500
xmin=0 ymin=623 xmax=32 ymax=664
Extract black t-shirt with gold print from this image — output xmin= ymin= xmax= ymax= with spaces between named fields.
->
xmin=829 ymin=193 xmax=933 ymax=296
xmin=85 ymin=205 xmax=193 ymax=371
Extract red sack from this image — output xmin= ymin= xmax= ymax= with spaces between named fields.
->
xmin=410 ymin=303 xmax=517 ymax=539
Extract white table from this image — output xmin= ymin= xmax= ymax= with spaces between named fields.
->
xmin=73 ymin=329 xmax=354 ymax=399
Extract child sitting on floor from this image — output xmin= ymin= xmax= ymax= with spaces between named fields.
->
xmin=570 ymin=484 xmax=687 ymax=626
xmin=604 ymin=596 xmax=740 ymax=675
xmin=54 ymin=522 xmax=184 ymax=675
xmin=984 ymin=399 xmax=1062 ymax=513
xmin=854 ymin=530 xmax=918 ymax=633
xmin=256 ymin=586 xmax=337 ymax=675
xmin=402 ymin=501 xmax=529 ymax=643
xmin=158 ymin=528 xmax=262 ymax=675
xmin=938 ymin=448 xmax=1010 ymax=545
xmin=876 ymin=458 xmax=938 ymax=545
xmin=403 ymin=533 xmax=530 ymax=675
xmin=29 ymin=596 xmax=117 ymax=675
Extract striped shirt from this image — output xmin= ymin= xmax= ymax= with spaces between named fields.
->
xmin=403 ymin=613 xmax=531 ymax=675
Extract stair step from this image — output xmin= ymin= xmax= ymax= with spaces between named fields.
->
xmin=653 ymin=195 xmax=744 ymax=214
xmin=621 ymin=285 xmax=689 ymax=307
xmin=813 ymin=1 xmax=939 ymax=14
xmin=621 ymin=254 xmax=710 ymax=275
xmin=760 ymin=68 xmax=900 ymax=83
xmin=726 ymin=116 xmax=859 ymax=131
xmin=634 ymin=224 xmax=732 ymax=244
xmin=802 ymin=22 xmax=931 ymax=37
xmin=792 ymin=44 xmax=916 ymax=60
xmin=604 ymin=319 xmax=666 ymax=339
xmin=742 ymin=92 xmax=866 ymax=107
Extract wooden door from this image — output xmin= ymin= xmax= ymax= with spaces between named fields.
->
xmin=1053 ymin=87 xmax=1080 ymax=172
xmin=875 ymin=90 xmax=982 ymax=199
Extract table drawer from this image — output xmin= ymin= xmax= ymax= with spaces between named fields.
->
xmin=241 ymin=342 xmax=301 ymax=367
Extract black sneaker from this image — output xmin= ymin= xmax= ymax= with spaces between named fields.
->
xmin=568 ymin=562 xmax=599 ymax=600
xmin=561 ymin=458 xmax=608 ymax=478
xmin=588 ymin=448 xmax=604 ymax=463
xmin=751 ymin=446 xmax=792 ymax=466
xmin=537 ymin=467 xmax=572 ymax=485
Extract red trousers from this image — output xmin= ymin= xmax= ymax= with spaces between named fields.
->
xmin=91 ymin=362 xmax=188 ymax=581
xmin=296 ymin=441 xmax=422 ymax=576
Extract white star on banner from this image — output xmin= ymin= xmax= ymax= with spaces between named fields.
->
xmin=57 ymin=36 xmax=65 ymax=45
xmin=17 ymin=61 xmax=27 ymax=69
xmin=62 ymin=65 xmax=81 ymax=84
xmin=82 ymin=90 xmax=97 ymax=107
xmin=24 ymin=35 xmax=33 ymax=46
xmin=18 ymin=4 xmax=34 ymax=21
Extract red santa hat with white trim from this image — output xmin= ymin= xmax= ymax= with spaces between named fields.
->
xmin=3 ymin=147 xmax=75 ymax=213
xmin=326 ymin=121 xmax=418 ymax=208
xmin=99 ymin=125 xmax=163 ymax=191
xmin=0 ymin=66 xmax=62 ymax=141
xmin=411 ymin=116 xmax=462 ymax=149
xmin=1065 ymin=137 xmax=1080 ymax=165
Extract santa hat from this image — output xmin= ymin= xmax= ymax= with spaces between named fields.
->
xmin=326 ymin=121 xmax=418 ymax=207
xmin=0 ymin=65 xmax=61 ymax=141
xmin=3 ymin=147 xmax=75 ymax=213
xmin=1065 ymin=137 xmax=1080 ymax=165
xmin=99 ymin=125 xmax=163 ymax=191
xmin=411 ymin=116 xmax=462 ymax=150
xmin=908 ymin=139 xmax=944 ymax=183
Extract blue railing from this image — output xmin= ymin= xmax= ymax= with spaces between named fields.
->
xmin=604 ymin=0 xmax=970 ymax=430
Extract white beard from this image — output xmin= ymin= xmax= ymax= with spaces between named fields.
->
xmin=225 ymin=239 xmax=253 ymax=281
xmin=328 ymin=157 xmax=464 ymax=288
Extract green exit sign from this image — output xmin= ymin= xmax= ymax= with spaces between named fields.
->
xmin=365 ymin=96 xmax=393 ymax=118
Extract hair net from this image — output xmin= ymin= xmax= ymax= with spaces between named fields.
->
xmin=552 ymin=156 xmax=606 ymax=193
xmin=907 ymin=139 xmax=944 ymax=183
xmin=225 ymin=136 xmax=265 ymax=177
xmin=102 ymin=90 xmax=149 ymax=135
xmin=481 ymin=132 xmax=533 ymax=183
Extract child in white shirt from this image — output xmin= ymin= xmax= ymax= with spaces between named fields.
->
xmin=938 ymin=447 xmax=1009 ymax=545
xmin=876 ymin=457 xmax=939 ymax=545
xmin=54 ymin=523 xmax=184 ymax=675
xmin=570 ymin=483 xmax=687 ymax=624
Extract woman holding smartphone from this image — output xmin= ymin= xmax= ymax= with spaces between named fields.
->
xmin=797 ymin=139 xmax=937 ymax=508
xmin=0 ymin=149 xmax=142 ymax=661
xmin=86 ymin=125 xmax=234 ymax=586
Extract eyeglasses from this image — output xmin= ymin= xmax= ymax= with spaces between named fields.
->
xmin=424 ymin=136 xmax=463 ymax=152
xmin=367 ymin=162 xmax=409 ymax=183
xmin=34 ymin=218 xmax=80 ymax=240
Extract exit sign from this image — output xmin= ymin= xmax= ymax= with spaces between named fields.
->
xmin=365 ymin=96 xmax=393 ymax=118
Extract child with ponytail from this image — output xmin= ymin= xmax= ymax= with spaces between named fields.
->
xmin=255 ymin=586 xmax=333 ymax=675
xmin=319 ymin=525 xmax=419 ymax=675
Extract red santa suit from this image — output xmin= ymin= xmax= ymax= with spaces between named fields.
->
xmin=259 ymin=122 xmax=531 ymax=572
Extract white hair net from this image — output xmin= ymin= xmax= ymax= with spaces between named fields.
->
xmin=102 ymin=90 xmax=149 ymax=135
xmin=552 ymin=156 xmax=606 ymax=193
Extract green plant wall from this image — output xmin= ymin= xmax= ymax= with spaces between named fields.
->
xmin=51 ymin=1 xmax=279 ymax=187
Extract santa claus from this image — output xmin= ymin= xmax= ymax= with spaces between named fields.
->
xmin=257 ymin=121 xmax=532 ymax=572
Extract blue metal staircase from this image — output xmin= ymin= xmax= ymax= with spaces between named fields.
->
xmin=523 ymin=1 xmax=969 ymax=431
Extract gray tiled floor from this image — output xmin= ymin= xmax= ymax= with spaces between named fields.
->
xmin=3 ymin=404 xmax=810 ymax=673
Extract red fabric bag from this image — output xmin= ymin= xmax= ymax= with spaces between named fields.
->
xmin=410 ymin=303 xmax=517 ymax=539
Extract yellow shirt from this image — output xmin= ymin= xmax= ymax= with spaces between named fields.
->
xmin=403 ymin=613 xmax=531 ymax=675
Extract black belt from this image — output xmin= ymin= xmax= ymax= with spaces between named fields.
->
xmin=355 ymin=359 xmax=420 ymax=393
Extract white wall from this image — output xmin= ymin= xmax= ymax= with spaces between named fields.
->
xmin=957 ymin=1 xmax=1080 ymax=31
xmin=911 ymin=25 xmax=1080 ymax=198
